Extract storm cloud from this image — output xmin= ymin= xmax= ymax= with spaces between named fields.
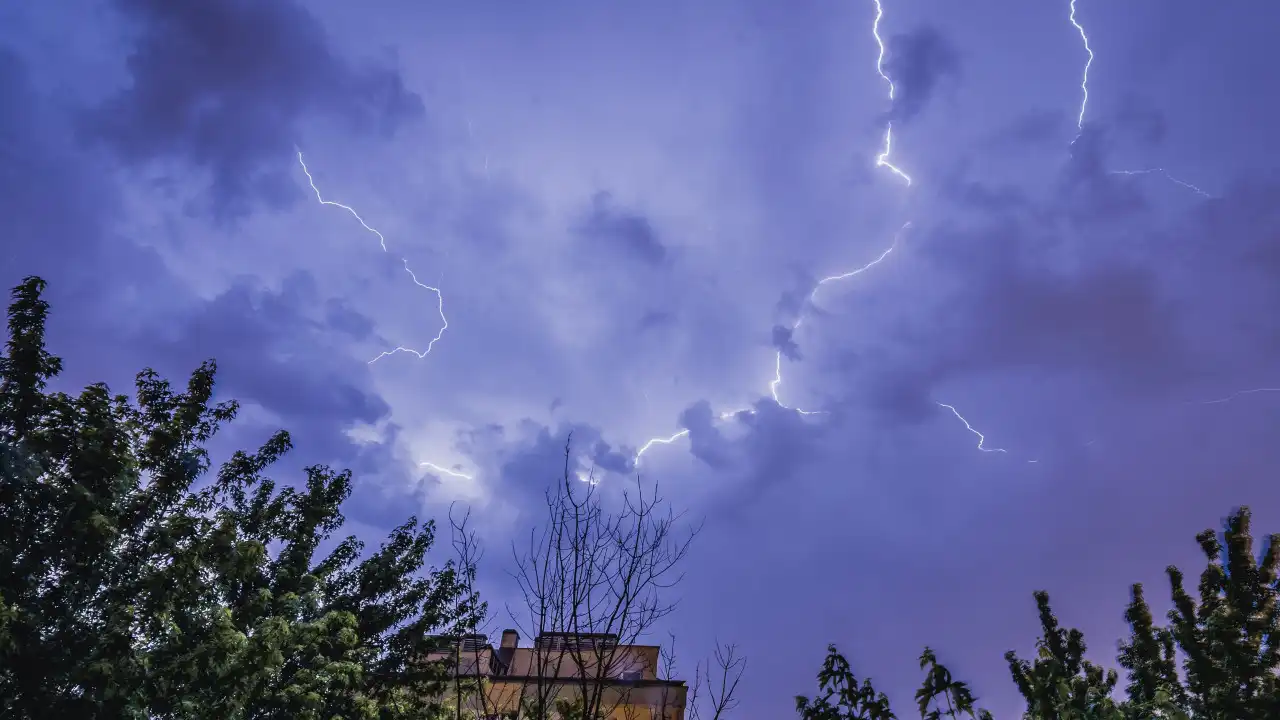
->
xmin=86 ymin=0 xmax=423 ymax=220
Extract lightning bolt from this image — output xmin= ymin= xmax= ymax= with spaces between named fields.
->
xmin=634 ymin=0 xmax=1054 ymax=468
xmin=1200 ymin=387 xmax=1280 ymax=405
xmin=937 ymin=402 xmax=1008 ymax=453
xmin=1068 ymin=7 xmax=1212 ymax=199
xmin=1109 ymin=169 xmax=1212 ymax=198
xmin=633 ymin=406 xmax=749 ymax=467
xmin=635 ymin=429 xmax=690 ymax=466
xmin=763 ymin=0 xmax=915 ymax=414
xmin=632 ymin=0 xmax=934 ymax=469
xmin=770 ymin=222 xmax=911 ymax=412
xmin=296 ymin=151 xmax=451 ymax=364
xmin=420 ymin=461 xmax=474 ymax=480
xmin=632 ymin=218 xmax=912 ymax=467
xmin=1068 ymin=0 xmax=1093 ymax=135
xmin=872 ymin=0 xmax=913 ymax=186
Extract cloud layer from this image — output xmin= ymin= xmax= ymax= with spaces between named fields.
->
xmin=5 ymin=1 xmax=1280 ymax=717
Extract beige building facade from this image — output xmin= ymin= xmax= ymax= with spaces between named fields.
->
xmin=426 ymin=631 xmax=687 ymax=720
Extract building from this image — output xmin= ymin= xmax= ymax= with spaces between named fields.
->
xmin=425 ymin=630 xmax=687 ymax=719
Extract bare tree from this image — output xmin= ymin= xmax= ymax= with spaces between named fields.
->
xmin=506 ymin=439 xmax=701 ymax=719
xmin=446 ymin=503 xmax=497 ymax=719
xmin=657 ymin=636 xmax=745 ymax=720
xmin=688 ymin=643 xmax=745 ymax=720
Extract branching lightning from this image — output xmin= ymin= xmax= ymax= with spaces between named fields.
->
xmin=624 ymin=0 xmax=1013 ymax=468
xmin=1068 ymin=0 xmax=1094 ymax=135
xmin=769 ymin=222 xmax=911 ymax=412
xmin=1200 ymin=387 xmax=1280 ymax=405
xmin=872 ymin=0 xmax=913 ymax=186
xmin=1069 ymin=6 xmax=1214 ymax=199
xmin=634 ymin=429 xmax=690 ymax=466
xmin=420 ymin=461 xmax=474 ymax=480
xmin=1109 ymin=169 xmax=1212 ymax=198
xmin=632 ymin=219 xmax=911 ymax=468
xmin=297 ymin=151 xmax=450 ymax=364
xmin=937 ymin=402 xmax=1008 ymax=453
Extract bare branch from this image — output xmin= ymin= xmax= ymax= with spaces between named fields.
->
xmin=688 ymin=642 xmax=745 ymax=720
xmin=508 ymin=437 xmax=702 ymax=719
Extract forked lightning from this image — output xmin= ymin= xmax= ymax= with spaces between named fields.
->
xmin=297 ymin=151 xmax=450 ymax=364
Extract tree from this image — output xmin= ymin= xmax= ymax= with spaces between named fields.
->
xmin=1165 ymin=506 xmax=1280 ymax=718
xmin=0 ymin=276 xmax=482 ymax=719
xmin=504 ymin=441 xmax=702 ymax=719
xmin=1115 ymin=584 xmax=1187 ymax=720
xmin=794 ymin=505 xmax=1280 ymax=720
xmin=1004 ymin=591 xmax=1123 ymax=720
xmin=915 ymin=647 xmax=991 ymax=720
xmin=795 ymin=644 xmax=896 ymax=720
xmin=658 ymin=635 xmax=745 ymax=720
xmin=688 ymin=642 xmax=746 ymax=720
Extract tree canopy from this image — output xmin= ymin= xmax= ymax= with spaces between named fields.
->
xmin=798 ymin=505 xmax=1280 ymax=719
xmin=5 ymin=275 xmax=1280 ymax=720
xmin=0 ymin=276 xmax=483 ymax=719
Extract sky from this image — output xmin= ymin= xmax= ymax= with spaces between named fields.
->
xmin=3 ymin=0 xmax=1280 ymax=716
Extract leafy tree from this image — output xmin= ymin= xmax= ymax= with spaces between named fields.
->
xmin=1164 ymin=507 xmax=1280 ymax=718
xmin=0 ymin=276 xmax=482 ymax=719
xmin=1116 ymin=584 xmax=1187 ymax=720
xmin=915 ymin=647 xmax=991 ymax=720
xmin=795 ymin=644 xmax=896 ymax=720
xmin=800 ymin=507 xmax=1280 ymax=720
xmin=1004 ymin=591 xmax=1123 ymax=720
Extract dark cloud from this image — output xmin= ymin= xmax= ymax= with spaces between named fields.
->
xmin=85 ymin=0 xmax=424 ymax=221
xmin=140 ymin=270 xmax=391 ymax=467
xmin=679 ymin=400 xmax=735 ymax=470
xmin=854 ymin=361 xmax=950 ymax=426
xmin=638 ymin=309 xmax=676 ymax=332
xmin=0 ymin=46 xmax=193 ymax=395
xmin=716 ymin=400 xmax=834 ymax=510
xmin=848 ymin=251 xmax=1184 ymax=424
xmin=0 ymin=41 xmax=395 ymax=486
xmin=885 ymin=25 xmax=961 ymax=126
xmin=981 ymin=110 xmax=1069 ymax=151
xmin=802 ymin=152 xmax=1251 ymax=433
xmin=473 ymin=421 xmax=633 ymax=515
xmin=940 ymin=174 xmax=1036 ymax=218
xmin=771 ymin=324 xmax=802 ymax=361
xmin=0 ymin=49 xmax=114 ymax=282
xmin=323 ymin=298 xmax=378 ymax=341
xmin=829 ymin=153 xmax=1280 ymax=442
xmin=575 ymin=191 xmax=669 ymax=267
xmin=1058 ymin=128 xmax=1151 ymax=223
xmin=963 ymin=260 xmax=1186 ymax=388
xmin=1111 ymin=94 xmax=1169 ymax=148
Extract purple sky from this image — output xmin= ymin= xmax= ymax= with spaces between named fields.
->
xmin=4 ymin=0 xmax=1280 ymax=716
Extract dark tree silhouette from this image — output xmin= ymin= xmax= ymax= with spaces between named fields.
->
xmin=800 ymin=507 xmax=1280 ymax=720
xmin=916 ymin=647 xmax=991 ymax=720
xmin=0 ymin=277 xmax=482 ymax=719
xmin=795 ymin=644 xmax=896 ymax=720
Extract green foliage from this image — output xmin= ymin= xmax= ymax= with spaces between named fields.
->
xmin=802 ymin=507 xmax=1280 ymax=720
xmin=1004 ymin=591 xmax=1123 ymax=720
xmin=916 ymin=647 xmax=991 ymax=720
xmin=0 ymin=277 xmax=484 ymax=719
xmin=795 ymin=644 xmax=896 ymax=720
xmin=1116 ymin=583 xmax=1186 ymax=720
xmin=1165 ymin=507 xmax=1280 ymax=718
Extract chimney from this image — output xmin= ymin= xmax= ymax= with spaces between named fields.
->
xmin=501 ymin=629 xmax=520 ymax=649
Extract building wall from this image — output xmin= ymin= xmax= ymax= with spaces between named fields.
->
xmin=465 ymin=678 xmax=686 ymax=720
xmin=505 ymin=645 xmax=660 ymax=680
xmin=425 ymin=635 xmax=685 ymax=719
xmin=421 ymin=646 xmax=497 ymax=676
